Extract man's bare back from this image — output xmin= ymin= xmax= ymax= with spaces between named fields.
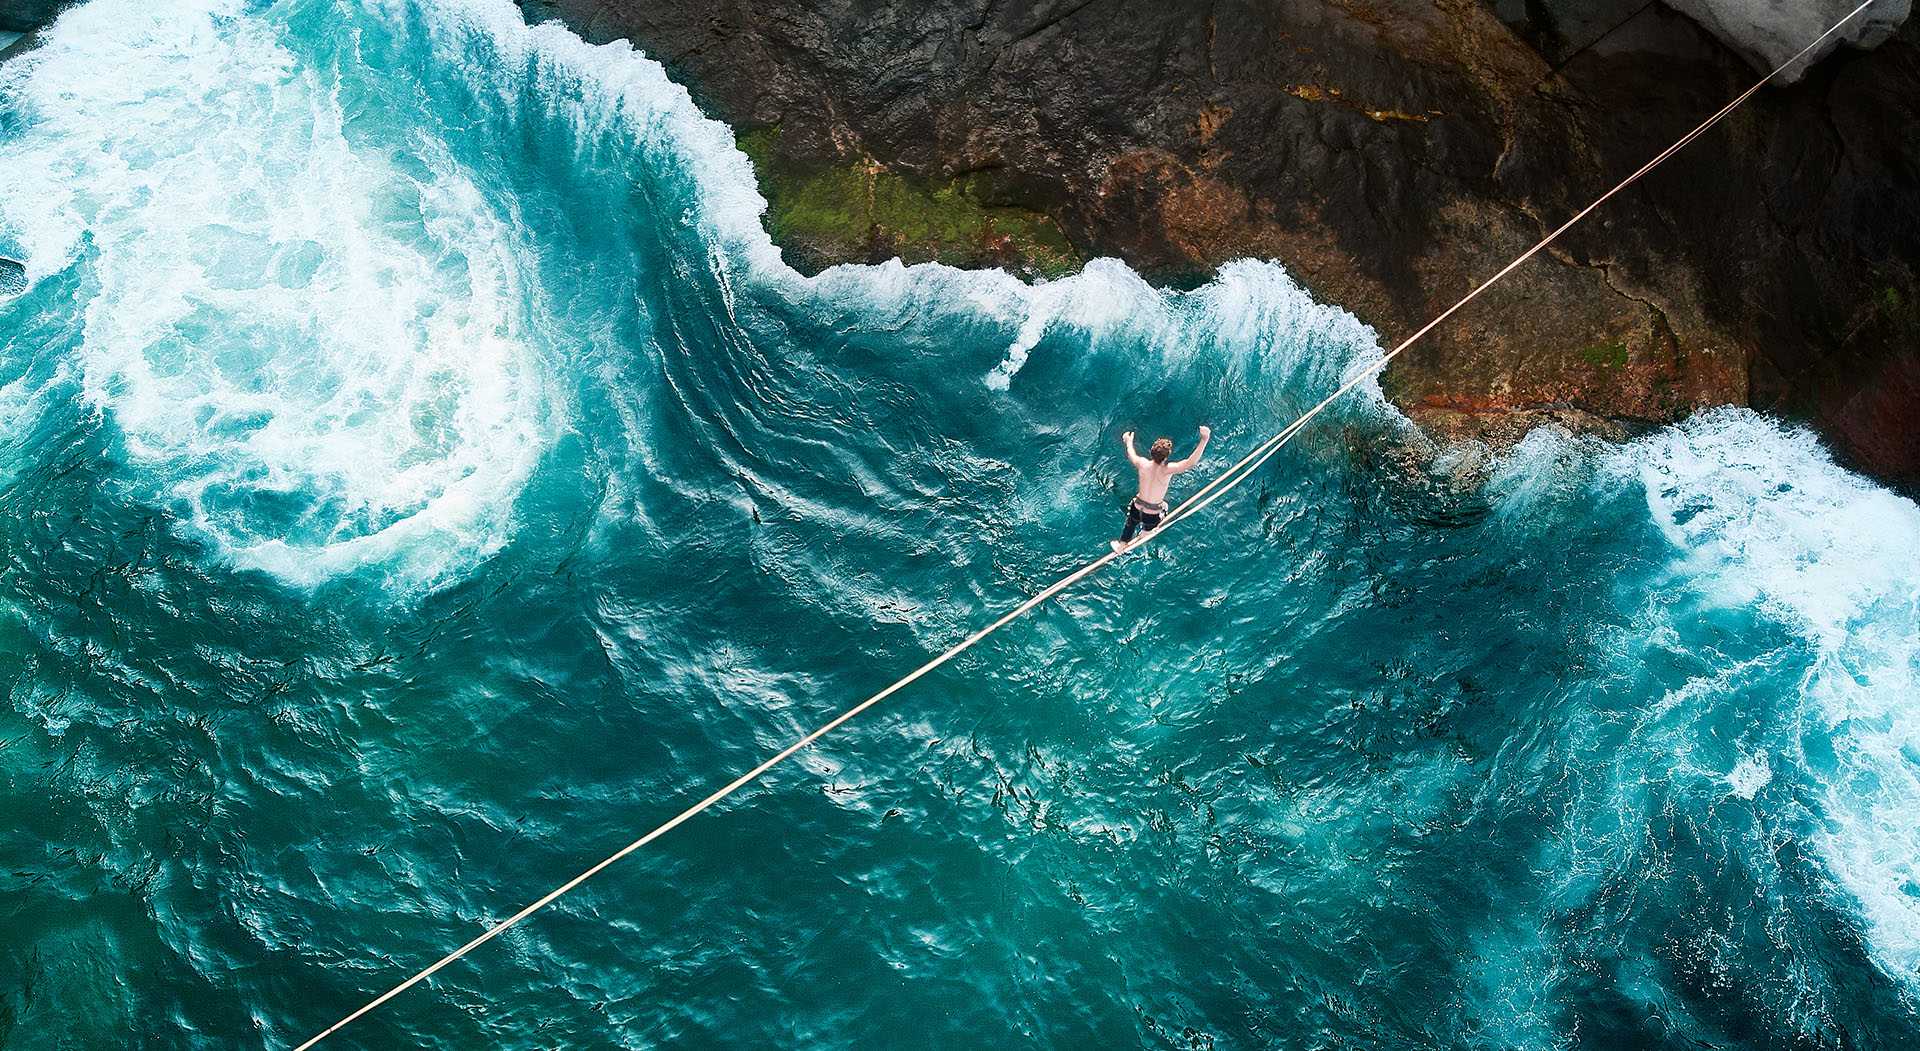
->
xmin=1112 ymin=426 xmax=1210 ymax=552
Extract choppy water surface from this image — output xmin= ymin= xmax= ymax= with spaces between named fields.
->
xmin=1 ymin=1 xmax=1918 ymax=1046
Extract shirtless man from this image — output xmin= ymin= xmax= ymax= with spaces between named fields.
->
xmin=1112 ymin=425 xmax=1210 ymax=553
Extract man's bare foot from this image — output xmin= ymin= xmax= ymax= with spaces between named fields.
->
xmin=1110 ymin=539 xmax=1127 ymax=554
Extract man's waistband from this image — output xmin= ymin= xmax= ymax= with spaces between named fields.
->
xmin=1130 ymin=497 xmax=1168 ymax=514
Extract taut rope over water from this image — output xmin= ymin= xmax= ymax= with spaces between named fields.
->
xmin=297 ymin=1 xmax=1884 ymax=1044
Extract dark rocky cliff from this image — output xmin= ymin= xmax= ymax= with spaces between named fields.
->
xmin=519 ymin=0 xmax=1920 ymax=489
xmin=0 ymin=0 xmax=60 ymax=34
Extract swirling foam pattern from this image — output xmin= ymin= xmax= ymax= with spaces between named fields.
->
xmin=0 ymin=0 xmax=556 ymax=586
xmin=0 ymin=1 xmax=1915 ymax=1047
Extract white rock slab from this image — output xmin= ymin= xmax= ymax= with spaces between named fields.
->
xmin=1665 ymin=0 xmax=1910 ymax=80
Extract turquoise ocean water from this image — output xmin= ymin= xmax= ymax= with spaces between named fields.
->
xmin=2 ymin=1 xmax=1918 ymax=1046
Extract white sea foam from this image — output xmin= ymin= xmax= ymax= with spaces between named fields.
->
xmin=1624 ymin=408 xmax=1920 ymax=992
xmin=0 ymin=0 xmax=557 ymax=587
xmin=1481 ymin=423 xmax=1602 ymax=529
xmin=1728 ymin=752 xmax=1773 ymax=799
xmin=984 ymin=260 xmax=1160 ymax=390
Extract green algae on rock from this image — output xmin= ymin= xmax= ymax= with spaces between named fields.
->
xmin=738 ymin=128 xmax=1081 ymax=277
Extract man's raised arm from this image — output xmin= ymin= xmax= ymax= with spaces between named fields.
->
xmin=1171 ymin=425 xmax=1211 ymax=473
xmin=1122 ymin=430 xmax=1146 ymax=467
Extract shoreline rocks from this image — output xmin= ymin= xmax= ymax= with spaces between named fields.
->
xmin=0 ymin=1 xmax=61 ymax=35
xmin=515 ymin=0 xmax=1919 ymax=492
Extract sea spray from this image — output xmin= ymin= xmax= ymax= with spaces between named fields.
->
xmin=1631 ymin=409 xmax=1920 ymax=1002
xmin=0 ymin=0 xmax=559 ymax=587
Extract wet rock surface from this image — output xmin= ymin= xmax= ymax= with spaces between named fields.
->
xmin=0 ymin=0 xmax=63 ymax=35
